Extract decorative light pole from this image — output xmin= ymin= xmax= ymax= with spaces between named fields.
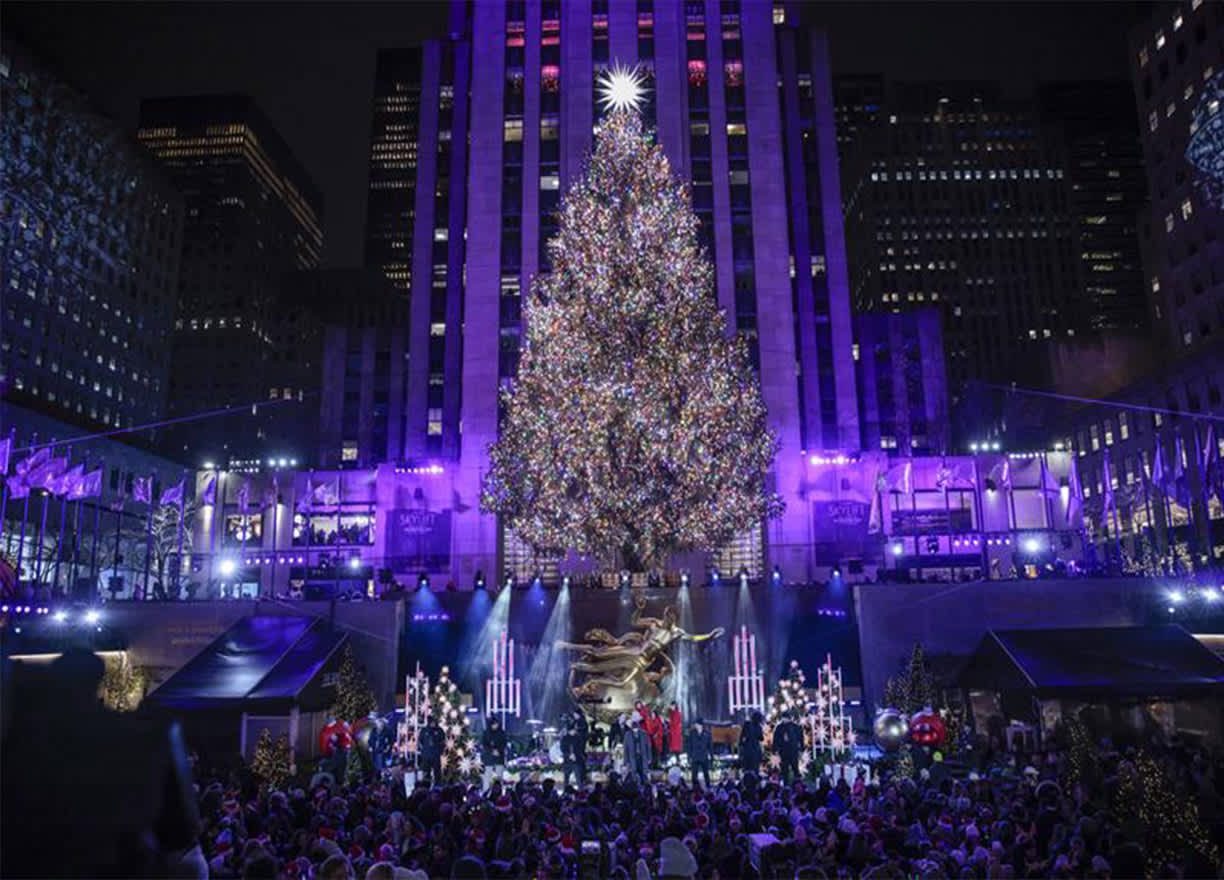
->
xmin=728 ymin=625 xmax=765 ymax=717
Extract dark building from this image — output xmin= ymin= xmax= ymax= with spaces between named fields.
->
xmin=835 ymin=80 xmax=1086 ymax=439
xmin=363 ymin=48 xmax=422 ymax=295
xmin=287 ymin=269 xmax=408 ymax=469
xmin=1036 ymin=81 xmax=1149 ymax=333
xmin=0 ymin=40 xmax=184 ymax=433
xmin=137 ymin=95 xmax=324 ymax=467
xmin=853 ymin=309 xmax=950 ymax=456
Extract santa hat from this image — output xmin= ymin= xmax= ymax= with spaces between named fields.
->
xmin=545 ymin=825 xmax=561 ymax=845
xmin=349 ymin=844 xmax=365 ymax=860
xmin=658 ymin=837 xmax=697 ymax=879
xmin=494 ymin=795 xmax=512 ymax=813
xmin=693 ymin=813 xmax=710 ymax=829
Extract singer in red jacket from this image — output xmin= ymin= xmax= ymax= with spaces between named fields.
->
xmin=644 ymin=708 xmax=664 ymax=765
xmin=667 ymin=702 xmax=684 ymax=755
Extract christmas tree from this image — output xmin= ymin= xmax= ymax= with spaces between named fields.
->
xmin=101 ymin=652 xmax=146 ymax=712
xmin=251 ymin=728 xmax=293 ymax=790
xmin=764 ymin=660 xmax=812 ymax=770
xmin=329 ymin=644 xmax=378 ymax=723
xmin=429 ymin=665 xmax=480 ymax=782
xmin=883 ymin=643 xmax=938 ymax=714
xmin=482 ymin=66 xmax=781 ymax=572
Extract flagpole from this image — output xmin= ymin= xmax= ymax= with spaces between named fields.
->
xmin=90 ymin=493 xmax=103 ymax=593
xmin=207 ymin=468 xmax=224 ymax=597
xmin=0 ymin=427 xmax=14 ymax=552
xmin=1192 ymin=424 xmax=1207 ymax=563
xmin=174 ymin=469 xmax=187 ymax=600
xmin=33 ymin=487 xmax=50 ymax=593
xmin=14 ymin=432 xmax=36 ymax=585
xmin=269 ymin=475 xmax=279 ymax=600
xmin=143 ymin=473 xmax=154 ymax=601
xmin=68 ymin=454 xmax=87 ymax=595
xmin=52 ymin=469 xmax=70 ymax=596
xmin=112 ymin=472 xmax=125 ymax=598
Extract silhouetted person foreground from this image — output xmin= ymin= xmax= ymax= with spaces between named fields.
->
xmin=1 ymin=649 xmax=202 ymax=878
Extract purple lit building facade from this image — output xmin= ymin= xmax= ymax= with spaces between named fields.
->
xmin=345 ymin=0 xmax=862 ymax=583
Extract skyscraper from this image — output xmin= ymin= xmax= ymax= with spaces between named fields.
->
xmin=137 ymin=95 xmax=324 ymax=466
xmin=390 ymin=0 xmax=860 ymax=581
xmin=363 ymin=48 xmax=422 ymax=295
xmin=0 ymin=39 xmax=184 ymax=433
xmin=835 ymin=80 xmax=1082 ymax=434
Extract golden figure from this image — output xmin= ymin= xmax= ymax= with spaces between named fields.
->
xmin=558 ymin=594 xmax=723 ymax=721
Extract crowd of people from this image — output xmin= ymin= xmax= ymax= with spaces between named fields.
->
xmin=4 ymin=651 xmax=1223 ymax=879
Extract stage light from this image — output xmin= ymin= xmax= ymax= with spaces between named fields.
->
xmin=290 ymin=458 xmax=298 ymax=467
xmin=1023 ymin=538 xmax=1041 ymax=554
xmin=348 ymin=557 xmax=361 ymax=570
xmin=891 ymin=543 xmax=904 ymax=557
xmin=203 ymin=461 xmax=216 ymax=470
xmin=1204 ymin=590 xmax=1220 ymax=603
xmin=1168 ymin=590 xmax=1185 ymax=604
xmin=832 ymin=566 xmax=842 ymax=579
xmin=52 ymin=610 xmax=69 ymax=624
xmin=1168 ymin=606 xmax=1176 ymax=614
xmin=969 ymin=442 xmax=979 ymax=452
xmin=711 ymin=568 xmax=720 ymax=587
xmin=991 ymin=442 xmax=1001 ymax=451
xmin=475 ymin=571 xmax=486 ymax=590
xmin=219 ymin=558 xmax=238 ymax=577
xmin=680 ymin=571 xmax=690 ymax=588
xmin=562 ymin=574 xmax=571 ymax=589
xmin=738 ymin=568 xmax=749 ymax=588
xmin=619 ymin=571 xmax=630 ymax=587
xmin=771 ymin=565 xmax=782 ymax=585
xmin=83 ymin=609 xmax=101 ymax=625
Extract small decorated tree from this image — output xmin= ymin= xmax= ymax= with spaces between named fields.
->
xmin=764 ymin=660 xmax=812 ymax=770
xmin=330 ymin=644 xmax=378 ymax=723
xmin=251 ymin=728 xmax=293 ymax=790
xmin=883 ymin=643 xmax=937 ymax=715
xmin=430 ymin=665 xmax=481 ymax=781
xmin=101 ymin=652 xmax=145 ymax=712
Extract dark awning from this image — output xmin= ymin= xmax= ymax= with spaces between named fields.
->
xmin=149 ymin=615 xmax=346 ymax=712
xmin=958 ymin=625 xmax=1224 ymax=699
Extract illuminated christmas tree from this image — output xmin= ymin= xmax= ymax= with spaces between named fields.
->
xmin=482 ymin=66 xmax=781 ymax=572
xmin=883 ymin=643 xmax=937 ymax=715
xmin=251 ymin=728 xmax=293 ymax=790
xmin=329 ymin=644 xmax=378 ymax=723
xmin=429 ymin=665 xmax=480 ymax=782
xmin=765 ymin=660 xmax=811 ymax=770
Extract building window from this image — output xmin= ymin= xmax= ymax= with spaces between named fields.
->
xmin=1165 ymin=213 xmax=1175 ymax=233
xmin=341 ymin=443 xmax=358 ymax=462
xmin=1181 ymin=197 xmax=1193 ymax=220
xmin=1103 ymin=420 xmax=1114 ymax=446
xmin=1149 ymin=110 xmax=1158 ymax=132
xmin=1173 ymin=12 xmax=1182 ymax=30
xmin=1155 ymin=29 xmax=1165 ymax=50
xmin=1090 ymin=424 xmax=1100 ymax=451
xmin=1119 ymin=412 xmax=1129 ymax=440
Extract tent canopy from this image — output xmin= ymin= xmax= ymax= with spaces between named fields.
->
xmin=149 ymin=615 xmax=347 ymax=712
xmin=959 ymin=625 xmax=1224 ymax=699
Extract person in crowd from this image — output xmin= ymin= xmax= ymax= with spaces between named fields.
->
xmin=685 ymin=717 xmax=712 ymax=789
xmin=1 ymin=649 xmax=202 ymax=878
xmin=666 ymin=701 xmax=683 ymax=761
xmin=623 ymin=715 xmax=651 ymax=787
xmin=571 ymin=710 xmax=589 ymax=786
xmin=738 ymin=709 xmax=764 ymax=777
xmin=773 ymin=710 xmax=804 ymax=784
xmin=480 ymin=717 xmax=507 ymax=790
xmin=417 ymin=715 xmax=445 ymax=788
xmin=561 ymin=712 xmax=583 ymax=788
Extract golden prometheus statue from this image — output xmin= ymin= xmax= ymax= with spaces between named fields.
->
xmin=557 ymin=593 xmax=724 ymax=722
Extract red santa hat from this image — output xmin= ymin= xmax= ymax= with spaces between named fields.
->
xmin=494 ymin=795 xmax=513 ymax=813
xmin=544 ymin=825 xmax=561 ymax=845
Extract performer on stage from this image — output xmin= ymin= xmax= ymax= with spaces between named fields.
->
xmin=666 ymin=701 xmax=683 ymax=759
xmin=623 ymin=715 xmax=650 ymax=787
xmin=418 ymin=716 xmax=445 ymax=787
xmin=480 ymin=717 xmax=507 ymax=790
xmin=773 ymin=711 xmax=804 ymax=783
xmin=738 ymin=710 xmax=764 ymax=777
xmin=561 ymin=710 xmax=588 ymax=787
xmin=686 ymin=717 xmax=712 ymax=788
xmin=644 ymin=706 xmax=664 ymax=767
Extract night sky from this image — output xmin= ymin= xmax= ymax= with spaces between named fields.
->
xmin=7 ymin=1 xmax=1148 ymax=268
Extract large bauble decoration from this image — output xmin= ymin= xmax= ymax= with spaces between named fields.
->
xmin=908 ymin=708 xmax=947 ymax=748
xmin=873 ymin=708 xmax=908 ymax=752
xmin=318 ymin=719 xmax=354 ymax=756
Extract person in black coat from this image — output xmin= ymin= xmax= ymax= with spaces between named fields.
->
xmin=481 ymin=717 xmax=508 ymax=788
xmin=623 ymin=716 xmax=650 ymax=787
xmin=686 ymin=717 xmax=713 ymax=788
xmin=418 ymin=717 xmax=445 ymax=787
xmin=561 ymin=711 xmax=588 ymax=787
xmin=739 ymin=710 xmax=764 ymax=777
xmin=773 ymin=711 xmax=804 ymax=783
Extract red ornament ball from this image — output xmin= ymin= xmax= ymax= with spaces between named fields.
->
xmin=319 ymin=720 xmax=354 ymax=755
xmin=908 ymin=709 xmax=946 ymax=747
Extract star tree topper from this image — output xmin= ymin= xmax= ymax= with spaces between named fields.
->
xmin=598 ymin=63 xmax=648 ymax=115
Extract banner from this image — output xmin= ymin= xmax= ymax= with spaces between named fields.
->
xmin=890 ymin=508 xmax=973 ymax=535
xmin=387 ymin=508 xmax=452 ymax=569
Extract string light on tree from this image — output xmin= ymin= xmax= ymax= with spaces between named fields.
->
xmin=428 ymin=665 xmax=480 ymax=782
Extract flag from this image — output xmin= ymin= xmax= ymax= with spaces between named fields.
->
xmin=296 ymin=478 xmax=314 ymax=513
xmin=201 ymin=475 xmax=217 ymax=506
xmin=0 ymin=433 xmax=11 ymax=475
xmin=1101 ymin=450 xmax=1116 ymax=517
xmin=70 ymin=468 xmax=103 ymax=500
xmin=883 ymin=461 xmax=912 ymax=494
xmin=1171 ymin=433 xmax=1191 ymax=507
xmin=237 ymin=482 xmax=250 ymax=511
xmin=1066 ymin=458 xmax=1082 ymax=526
xmin=934 ymin=458 xmax=953 ymax=490
xmin=14 ymin=447 xmax=51 ymax=477
xmin=49 ymin=463 xmax=85 ymax=497
xmin=133 ymin=475 xmax=152 ymax=504
xmin=986 ymin=457 xmax=1010 ymax=493
xmin=1150 ymin=439 xmax=1167 ymax=487
xmin=1039 ymin=455 xmax=1061 ymax=496
xmin=1200 ymin=424 xmax=1220 ymax=502
xmin=160 ymin=479 xmax=185 ymax=507
xmin=7 ymin=475 xmax=30 ymax=499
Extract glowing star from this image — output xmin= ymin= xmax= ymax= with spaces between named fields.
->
xmin=598 ymin=63 xmax=648 ymax=114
